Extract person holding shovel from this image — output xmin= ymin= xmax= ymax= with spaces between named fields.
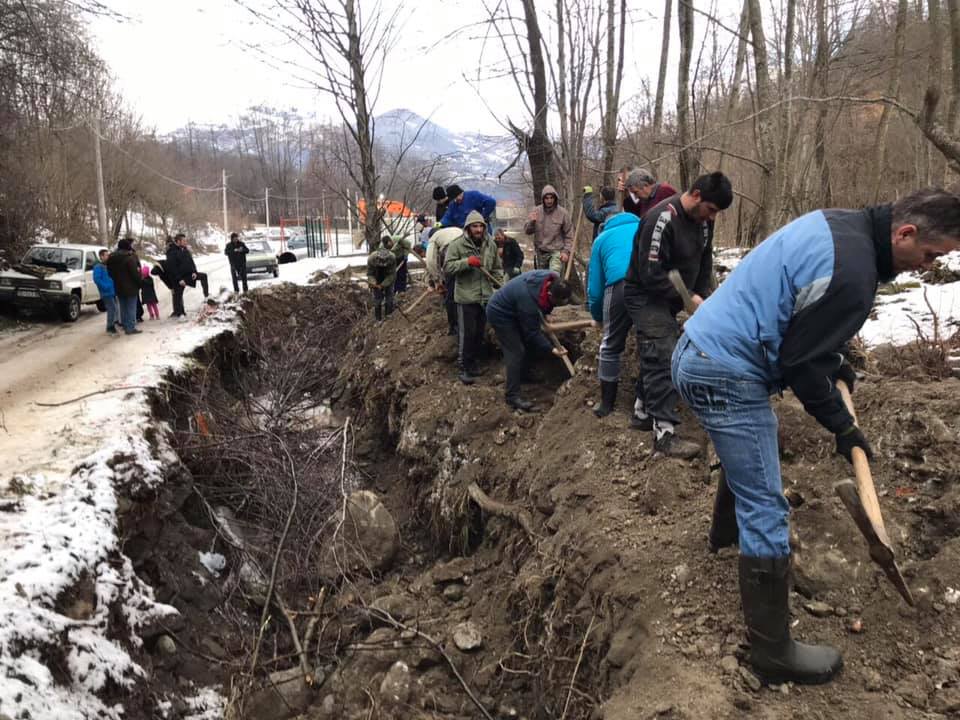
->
xmin=624 ymin=171 xmax=733 ymax=459
xmin=673 ymin=188 xmax=960 ymax=687
xmin=366 ymin=236 xmax=398 ymax=322
xmin=486 ymin=271 xmax=572 ymax=412
xmin=443 ymin=211 xmax=503 ymax=385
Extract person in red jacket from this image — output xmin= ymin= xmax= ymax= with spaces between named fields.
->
xmin=618 ymin=168 xmax=677 ymax=219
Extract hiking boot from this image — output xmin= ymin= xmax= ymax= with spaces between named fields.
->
xmin=631 ymin=414 xmax=653 ymax=430
xmin=466 ymin=366 xmax=483 ymax=378
xmin=654 ymin=431 xmax=701 ymax=459
xmin=739 ymin=556 xmax=843 ymax=685
xmin=593 ymin=380 xmax=618 ymax=418
xmin=459 ymin=372 xmax=475 ymax=386
xmin=708 ymin=467 xmax=739 ymax=553
xmin=125 ymin=328 xmax=143 ymax=335
xmin=506 ymin=396 xmax=534 ymax=412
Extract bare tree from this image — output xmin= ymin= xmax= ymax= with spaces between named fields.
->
xmin=651 ymin=0 xmax=673 ymax=173
xmin=599 ymin=0 xmax=627 ymax=181
xmin=871 ymin=0 xmax=908 ymax=202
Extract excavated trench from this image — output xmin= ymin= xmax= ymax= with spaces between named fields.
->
xmin=110 ymin=281 xmax=960 ymax=720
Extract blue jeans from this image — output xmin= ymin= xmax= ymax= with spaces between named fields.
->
xmin=104 ymin=296 xmax=119 ymax=331
xmin=118 ymin=295 xmax=138 ymax=333
xmin=671 ymin=334 xmax=790 ymax=558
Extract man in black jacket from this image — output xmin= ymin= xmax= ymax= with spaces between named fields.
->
xmin=624 ymin=171 xmax=733 ymax=458
xmin=167 ymin=233 xmax=199 ymax=319
xmin=495 ymin=229 xmax=524 ymax=278
xmin=225 ymin=232 xmax=249 ymax=293
xmin=106 ymin=238 xmax=143 ymax=335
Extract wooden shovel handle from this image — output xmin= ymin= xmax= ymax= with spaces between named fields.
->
xmin=403 ymin=287 xmax=433 ymax=315
xmin=668 ymin=270 xmax=697 ymax=315
xmin=836 ymin=380 xmax=892 ymax=547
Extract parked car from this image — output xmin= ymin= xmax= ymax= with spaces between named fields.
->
xmin=244 ymin=239 xmax=279 ymax=277
xmin=285 ymin=234 xmax=309 ymax=260
xmin=0 ymin=244 xmax=107 ymax=322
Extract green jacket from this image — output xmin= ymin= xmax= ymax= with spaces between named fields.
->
xmin=391 ymin=236 xmax=412 ymax=264
xmin=443 ymin=210 xmax=503 ymax=305
xmin=367 ymin=247 xmax=397 ymax=288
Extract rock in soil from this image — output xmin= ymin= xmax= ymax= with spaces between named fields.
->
xmin=738 ymin=666 xmax=762 ymax=692
xmin=246 ymin=666 xmax=312 ymax=720
xmin=719 ymin=655 xmax=739 ymax=674
xmin=802 ymin=600 xmax=834 ymax=618
xmin=452 ymin=621 xmax=483 ymax=651
xmin=339 ymin=490 xmax=400 ymax=573
xmin=379 ymin=660 xmax=413 ymax=708
xmin=894 ymin=672 xmax=933 ymax=709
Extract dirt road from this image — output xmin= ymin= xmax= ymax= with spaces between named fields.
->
xmin=0 ymin=254 xmax=236 ymax=484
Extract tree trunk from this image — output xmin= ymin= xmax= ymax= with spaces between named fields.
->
xmin=651 ymin=0 xmax=672 ymax=174
xmin=871 ymin=0 xmax=908 ymax=203
xmin=601 ymin=0 xmax=627 ymax=182
xmin=345 ymin=0 xmax=379 ymax=249
xmin=676 ymin=0 xmax=696 ymax=189
xmin=811 ymin=0 xmax=832 ymax=207
xmin=518 ymin=0 xmax=558 ymax=198
xmin=746 ymin=0 xmax=778 ymax=242
xmin=717 ymin=0 xmax=750 ymax=171
xmin=948 ymin=0 xmax=960 ymax=135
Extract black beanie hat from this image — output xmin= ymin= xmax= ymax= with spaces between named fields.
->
xmin=446 ymin=184 xmax=463 ymax=201
xmin=432 ymin=186 xmax=447 ymax=202
xmin=117 ymin=238 xmax=132 ymax=251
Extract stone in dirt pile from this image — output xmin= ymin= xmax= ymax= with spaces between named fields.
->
xmin=453 ymin=621 xmax=483 ymax=651
xmin=338 ymin=490 xmax=400 ymax=573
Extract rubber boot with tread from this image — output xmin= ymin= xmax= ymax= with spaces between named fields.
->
xmin=593 ymin=380 xmax=618 ymax=418
xmin=654 ymin=431 xmax=700 ymax=459
xmin=739 ymin=555 xmax=843 ymax=686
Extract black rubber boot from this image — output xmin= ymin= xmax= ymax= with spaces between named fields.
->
xmin=374 ymin=304 xmax=383 ymax=322
xmin=506 ymin=396 xmax=534 ymax=412
xmin=708 ymin=467 xmax=739 ymax=553
xmin=593 ymin=380 xmax=618 ymax=418
xmin=739 ymin=555 xmax=843 ymax=685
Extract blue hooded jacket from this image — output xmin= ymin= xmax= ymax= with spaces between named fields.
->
xmin=439 ymin=190 xmax=497 ymax=229
xmin=92 ymin=262 xmax=116 ymax=299
xmin=586 ymin=212 xmax=638 ymax=322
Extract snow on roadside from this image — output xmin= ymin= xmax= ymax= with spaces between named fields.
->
xmin=0 ymin=300 xmax=242 ymax=718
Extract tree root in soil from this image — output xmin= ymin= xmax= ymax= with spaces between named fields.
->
xmin=467 ymin=481 xmax=538 ymax=542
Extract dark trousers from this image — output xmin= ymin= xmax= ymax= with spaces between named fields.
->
xmin=171 ymin=284 xmax=186 ymax=316
xmin=444 ymin=274 xmax=457 ymax=331
xmin=624 ymin=292 xmax=681 ymax=424
xmin=372 ymin=286 xmax=395 ymax=320
xmin=230 ymin=263 xmax=248 ymax=293
xmin=198 ymin=272 xmax=209 ymax=297
xmin=136 ymin=297 xmax=144 ymax=322
xmin=597 ymin=280 xmax=633 ymax=382
xmin=456 ymin=303 xmax=485 ymax=371
xmin=394 ymin=260 xmax=408 ymax=293
xmin=491 ymin=321 xmax=526 ymax=400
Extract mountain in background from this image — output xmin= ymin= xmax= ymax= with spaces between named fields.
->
xmin=374 ymin=109 xmax=524 ymax=203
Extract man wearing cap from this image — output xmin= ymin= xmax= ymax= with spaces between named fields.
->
xmin=624 ymin=171 xmax=733 ymax=458
xmin=443 ymin=211 xmax=503 ymax=384
xmin=619 ymin=168 xmax=677 ymax=220
xmin=439 ymin=184 xmax=497 ymax=231
xmin=525 ymin=185 xmax=573 ymax=273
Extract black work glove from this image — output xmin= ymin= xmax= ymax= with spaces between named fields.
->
xmin=834 ymin=360 xmax=857 ymax=393
xmin=835 ymin=425 xmax=873 ymax=463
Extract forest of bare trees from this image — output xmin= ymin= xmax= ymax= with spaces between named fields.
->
xmin=2 ymin=0 xmax=960 ymax=257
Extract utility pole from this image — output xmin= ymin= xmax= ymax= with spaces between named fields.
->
xmin=93 ymin=115 xmax=108 ymax=246
xmin=265 ymin=187 xmax=270 ymax=233
xmin=222 ymin=169 xmax=228 ymax=238
xmin=295 ymin=178 xmax=301 ymax=224
xmin=321 ymin=193 xmax=329 ymax=255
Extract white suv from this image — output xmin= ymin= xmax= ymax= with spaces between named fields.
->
xmin=0 ymin=244 xmax=108 ymax=322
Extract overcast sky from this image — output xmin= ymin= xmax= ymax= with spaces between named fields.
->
xmin=89 ymin=0 xmax=741 ymax=137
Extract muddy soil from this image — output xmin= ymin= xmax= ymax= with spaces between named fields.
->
xmin=126 ymin=281 xmax=960 ymax=720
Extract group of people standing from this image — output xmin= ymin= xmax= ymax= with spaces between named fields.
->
xmin=91 ymin=232 xmax=207 ymax=335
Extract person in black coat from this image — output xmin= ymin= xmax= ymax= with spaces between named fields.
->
xmin=224 ymin=232 xmax=249 ymax=293
xmin=106 ymin=238 xmax=143 ymax=334
xmin=166 ymin=233 xmax=199 ymax=318
xmin=495 ymin=229 xmax=524 ymax=278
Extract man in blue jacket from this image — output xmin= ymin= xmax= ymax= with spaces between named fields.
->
xmin=92 ymin=249 xmax=119 ymax=335
xmin=673 ymin=188 xmax=960 ymax=687
xmin=586 ymin=212 xmax=636 ymax=417
xmin=440 ymin=184 xmax=497 ymax=231
xmin=486 ymin=271 xmax=572 ymax=411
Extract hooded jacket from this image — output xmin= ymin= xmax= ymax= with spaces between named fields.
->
xmin=486 ymin=270 xmax=559 ymax=355
xmin=443 ymin=210 xmax=504 ymax=305
xmin=225 ymin=239 xmax=249 ymax=269
xmin=367 ymin=241 xmax=397 ymax=288
xmin=683 ymin=206 xmax=896 ymax=435
xmin=92 ymin=262 xmax=116 ymax=299
xmin=587 ymin=212 xmax=638 ymax=322
xmin=524 ymin=185 xmax=573 ymax=254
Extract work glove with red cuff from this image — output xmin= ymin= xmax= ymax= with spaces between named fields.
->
xmin=834 ymin=360 xmax=857 ymax=394
xmin=835 ymin=425 xmax=873 ymax=464
xmin=467 ymin=256 xmax=482 ymax=268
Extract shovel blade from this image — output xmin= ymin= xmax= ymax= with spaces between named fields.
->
xmin=834 ymin=479 xmax=914 ymax=606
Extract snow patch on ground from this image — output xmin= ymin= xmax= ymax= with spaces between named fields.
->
xmin=0 ymin=435 xmax=178 ymax=719
xmin=859 ymin=270 xmax=960 ymax=347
